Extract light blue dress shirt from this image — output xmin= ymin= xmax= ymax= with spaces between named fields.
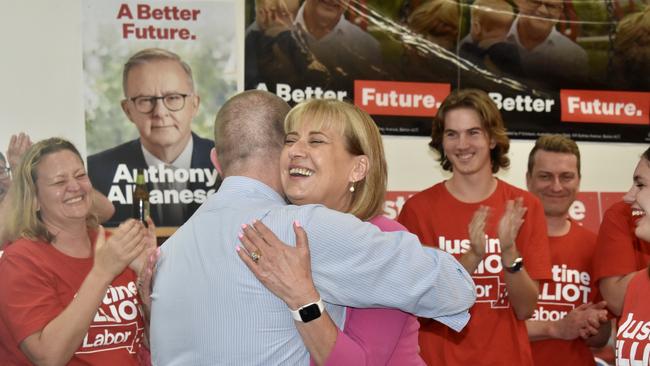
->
xmin=151 ymin=176 xmax=475 ymax=365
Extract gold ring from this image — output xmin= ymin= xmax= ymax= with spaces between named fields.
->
xmin=250 ymin=250 xmax=261 ymax=263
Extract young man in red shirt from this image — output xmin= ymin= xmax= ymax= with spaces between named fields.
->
xmin=399 ymin=89 xmax=552 ymax=365
xmin=524 ymin=135 xmax=610 ymax=366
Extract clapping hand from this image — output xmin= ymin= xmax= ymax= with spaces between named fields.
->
xmin=468 ymin=206 xmax=490 ymax=259
xmin=550 ymin=301 xmax=609 ymax=340
xmin=7 ymin=133 xmax=32 ymax=170
xmin=498 ymin=198 xmax=527 ymax=256
xmin=93 ymin=219 xmax=147 ymax=280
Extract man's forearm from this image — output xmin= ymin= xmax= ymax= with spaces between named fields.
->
xmin=505 ymin=269 xmax=539 ymax=320
xmin=526 ymin=320 xmax=554 ymax=341
xmin=307 ymin=212 xmax=475 ymax=329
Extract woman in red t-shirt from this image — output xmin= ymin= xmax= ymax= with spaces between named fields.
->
xmin=616 ymin=147 xmax=650 ymax=366
xmin=0 ymin=138 xmax=154 ymax=366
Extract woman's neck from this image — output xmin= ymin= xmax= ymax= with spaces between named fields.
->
xmin=46 ymin=220 xmax=92 ymax=258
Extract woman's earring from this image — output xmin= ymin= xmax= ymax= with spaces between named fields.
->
xmin=349 ymin=182 xmax=355 ymax=193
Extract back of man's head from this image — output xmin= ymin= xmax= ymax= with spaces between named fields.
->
xmin=214 ymin=90 xmax=290 ymax=176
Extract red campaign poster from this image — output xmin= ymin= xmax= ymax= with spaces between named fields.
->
xmin=244 ymin=0 xmax=650 ymax=143
xmin=573 ymin=192 xmax=601 ymax=233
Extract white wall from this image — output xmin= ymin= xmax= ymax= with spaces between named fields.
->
xmin=0 ymin=1 xmax=86 ymax=155
xmin=1 ymin=1 xmax=646 ymax=193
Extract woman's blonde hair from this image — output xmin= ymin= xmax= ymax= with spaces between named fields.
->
xmin=284 ymin=99 xmax=387 ymax=221
xmin=5 ymin=138 xmax=96 ymax=244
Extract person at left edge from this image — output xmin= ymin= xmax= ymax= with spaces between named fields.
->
xmin=88 ymin=48 xmax=219 ymax=228
xmin=0 ymin=138 xmax=153 ymax=365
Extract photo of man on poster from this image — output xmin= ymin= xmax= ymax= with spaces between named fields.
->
xmin=88 ymin=48 xmax=220 ymax=228
xmin=505 ymin=0 xmax=588 ymax=87
xmin=245 ymin=0 xmax=383 ymax=94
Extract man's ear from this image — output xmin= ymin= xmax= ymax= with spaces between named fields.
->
xmin=349 ymin=155 xmax=369 ymax=183
xmin=525 ymin=171 xmax=532 ymax=191
xmin=191 ymin=95 xmax=201 ymax=118
xmin=210 ymin=148 xmax=223 ymax=176
xmin=121 ymin=99 xmax=135 ymax=123
xmin=470 ymin=19 xmax=481 ymax=39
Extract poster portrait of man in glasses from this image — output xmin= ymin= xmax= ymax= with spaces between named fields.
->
xmin=87 ymin=48 xmax=220 ymax=228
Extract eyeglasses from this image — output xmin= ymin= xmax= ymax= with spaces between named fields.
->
xmin=0 ymin=167 xmax=10 ymax=179
xmin=129 ymin=93 xmax=192 ymax=114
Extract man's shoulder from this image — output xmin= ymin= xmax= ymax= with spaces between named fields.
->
xmin=87 ymin=138 xmax=141 ymax=166
xmin=550 ymin=29 xmax=582 ymax=48
xmin=339 ymin=18 xmax=378 ymax=44
xmin=272 ymin=203 xmax=365 ymax=230
xmin=192 ymin=133 xmax=214 ymax=151
xmin=190 ymin=134 xmax=216 ymax=169
xmin=272 ymin=202 xmax=329 ymax=217
xmin=548 ymin=29 xmax=587 ymax=58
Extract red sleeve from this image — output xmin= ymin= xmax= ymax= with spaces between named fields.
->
xmin=517 ymin=194 xmax=552 ymax=280
xmin=398 ymin=197 xmax=430 ymax=244
xmin=592 ymin=203 xmax=639 ymax=282
xmin=0 ymin=251 xmax=64 ymax=345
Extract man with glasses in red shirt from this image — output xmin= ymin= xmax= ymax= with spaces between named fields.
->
xmin=88 ymin=48 xmax=219 ymax=228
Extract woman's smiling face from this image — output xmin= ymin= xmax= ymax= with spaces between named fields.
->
xmin=280 ymin=119 xmax=360 ymax=212
xmin=624 ymin=157 xmax=650 ymax=242
xmin=35 ymin=149 xmax=93 ymax=227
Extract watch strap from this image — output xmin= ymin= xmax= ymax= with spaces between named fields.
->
xmin=503 ymin=257 xmax=524 ymax=273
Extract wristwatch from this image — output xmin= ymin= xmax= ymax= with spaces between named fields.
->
xmin=290 ymin=298 xmax=325 ymax=323
xmin=503 ymin=257 xmax=524 ymax=273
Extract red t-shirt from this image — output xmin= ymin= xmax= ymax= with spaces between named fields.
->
xmin=616 ymin=270 xmax=650 ymax=365
xmin=530 ymin=221 xmax=598 ymax=366
xmin=0 ymin=235 xmax=146 ymax=365
xmin=593 ymin=201 xmax=650 ymax=283
xmin=398 ymin=179 xmax=552 ymax=366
